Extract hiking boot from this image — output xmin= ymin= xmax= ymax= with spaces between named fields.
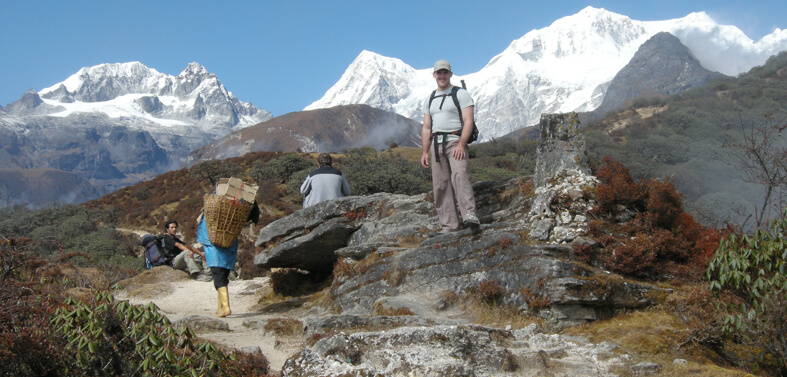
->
xmin=463 ymin=213 xmax=480 ymax=227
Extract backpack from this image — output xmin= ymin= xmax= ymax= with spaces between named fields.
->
xmin=141 ymin=234 xmax=168 ymax=269
xmin=428 ymin=79 xmax=480 ymax=144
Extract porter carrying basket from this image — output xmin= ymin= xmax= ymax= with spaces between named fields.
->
xmin=203 ymin=194 xmax=253 ymax=249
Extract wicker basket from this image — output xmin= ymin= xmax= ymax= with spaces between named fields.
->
xmin=203 ymin=194 xmax=253 ymax=248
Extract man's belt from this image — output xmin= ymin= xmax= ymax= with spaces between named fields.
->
xmin=431 ymin=130 xmax=462 ymax=163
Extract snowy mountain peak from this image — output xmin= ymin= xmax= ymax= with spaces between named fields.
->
xmin=351 ymin=50 xmax=411 ymax=71
xmin=681 ymin=11 xmax=716 ymax=24
xmin=31 ymin=61 xmax=270 ymax=130
xmin=179 ymin=62 xmax=210 ymax=78
xmin=304 ymin=51 xmax=419 ymax=113
xmin=568 ymin=6 xmax=631 ymax=24
xmin=308 ymin=8 xmax=787 ymax=141
xmin=43 ymin=62 xmax=162 ymax=97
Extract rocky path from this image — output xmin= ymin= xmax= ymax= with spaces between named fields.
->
xmin=115 ymin=269 xmax=303 ymax=375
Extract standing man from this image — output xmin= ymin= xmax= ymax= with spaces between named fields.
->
xmin=300 ymin=153 xmax=351 ymax=208
xmin=161 ymin=220 xmax=207 ymax=279
xmin=420 ymin=60 xmax=480 ymax=233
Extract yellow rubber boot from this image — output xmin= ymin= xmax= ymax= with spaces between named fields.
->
xmin=216 ymin=286 xmax=231 ymax=318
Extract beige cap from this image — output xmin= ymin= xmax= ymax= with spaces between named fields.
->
xmin=433 ymin=60 xmax=452 ymax=72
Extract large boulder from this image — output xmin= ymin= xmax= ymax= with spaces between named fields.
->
xmin=254 ymin=193 xmax=439 ymax=273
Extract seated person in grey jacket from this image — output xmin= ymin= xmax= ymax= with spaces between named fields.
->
xmin=300 ymin=153 xmax=351 ymax=208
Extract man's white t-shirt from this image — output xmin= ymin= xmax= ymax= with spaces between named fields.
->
xmin=422 ymin=86 xmax=474 ymax=144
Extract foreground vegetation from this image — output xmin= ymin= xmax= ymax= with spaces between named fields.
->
xmin=0 ymin=237 xmax=272 ymax=376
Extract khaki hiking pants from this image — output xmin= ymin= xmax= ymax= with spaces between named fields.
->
xmin=172 ymin=250 xmax=202 ymax=275
xmin=430 ymin=140 xmax=476 ymax=231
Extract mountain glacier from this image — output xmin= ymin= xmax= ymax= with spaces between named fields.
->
xmin=306 ymin=7 xmax=787 ymax=140
xmin=0 ymin=62 xmax=273 ymax=195
xmin=34 ymin=61 xmax=272 ymax=136
xmin=0 ymin=61 xmax=272 ymax=167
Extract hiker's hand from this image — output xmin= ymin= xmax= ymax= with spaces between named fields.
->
xmin=452 ymin=143 xmax=467 ymax=160
xmin=420 ymin=152 xmax=430 ymax=168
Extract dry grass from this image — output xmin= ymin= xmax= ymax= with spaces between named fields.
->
xmin=383 ymin=266 xmax=407 ymax=287
xmin=562 ymin=309 xmax=754 ymax=377
xmin=614 ymin=363 xmax=752 ymax=377
xmin=568 ymin=310 xmax=685 ymax=355
xmin=396 ymin=233 xmax=427 ymax=248
xmin=264 ymin=317 xmax=304 ymax=337
xmin=371 ymin=301 xmax=414 ymax=316
xmin=462 ymin=292 xmax=538 ymax=330
xmin=382 ymin=146 xmax=422 ymax=162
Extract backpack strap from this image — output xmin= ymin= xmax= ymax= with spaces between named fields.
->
xmin=451 ymin=85 xmax=465 ymax=131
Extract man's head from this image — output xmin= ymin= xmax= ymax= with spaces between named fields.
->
xmin=164 ymin=220 xmax=178 ymax=235
xmin=318 ymin=153 xmax=333 ymax=167
xmin=432 ymin=60 xmax=453 ymax=90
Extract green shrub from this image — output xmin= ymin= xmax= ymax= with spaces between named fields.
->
xmin=249 ymin=153 xmax=313 ymax=185
xmin=340 ymin=148 xmax=430 ymax=195
xmin=52 ymin=292 xmax=242 ymax=376
xmin=285 ymin=169 xmax=311 ymax=199
xmin=1 ymin=240 xmax=270 ymax=377
xmin=190 ymin=159 xmax=243 ymax=186
xmin=707 ymin=210 xmax=787 ymax=370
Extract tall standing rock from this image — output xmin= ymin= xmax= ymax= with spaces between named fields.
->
xmin=530 ymin=112 xmax=597 ymax=243
xmin=533 ymin=113 xmax=590 ymax=188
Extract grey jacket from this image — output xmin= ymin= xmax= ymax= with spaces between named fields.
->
xmin=300 ymin=166 xmax=351 ymax=208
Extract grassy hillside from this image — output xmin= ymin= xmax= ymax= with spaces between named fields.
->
xmin=585 ymin=51 xmax=787 ymax=229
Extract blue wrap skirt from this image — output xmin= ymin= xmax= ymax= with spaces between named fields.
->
xmin=197 ymin=217 xmax=238 ymax=270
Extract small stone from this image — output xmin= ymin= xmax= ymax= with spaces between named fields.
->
xmin=631 ymin=361 xmax=660 ymax=375
xmin=567 ymin=188 xmax=584 ymax=200
xmin=242 ymin=346 xmax=262 ymax=355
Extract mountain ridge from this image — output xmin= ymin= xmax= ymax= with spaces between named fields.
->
xmin=189 ymin=104 xmax=422 ymax=163
xmin=306 ymin=7 xmax=787 ymax=140
xmin=0 ymin=62 xmax=274 ymax=204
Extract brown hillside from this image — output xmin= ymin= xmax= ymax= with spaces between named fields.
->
xmin=83 ymin=151 xmax=303 ymax=240
xmin=0 ymin=168 xmax=106 ymax=208
xmin=189 ymin=104 xmax=422 ymax=164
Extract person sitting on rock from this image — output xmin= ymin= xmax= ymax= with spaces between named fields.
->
xmin=161 ymin=220 xmax=209 ymax=280
xmin=300 ymin=153 xmax=351 ymax=208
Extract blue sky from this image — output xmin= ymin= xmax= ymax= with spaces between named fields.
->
xmin=0 ymin=0 xmax=784 ymax=117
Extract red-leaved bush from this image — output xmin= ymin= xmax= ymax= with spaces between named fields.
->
xmin=592 ymin=157 xmax=647 ymax=215
xmin=588 ymin=157 xmax=724 ymax=281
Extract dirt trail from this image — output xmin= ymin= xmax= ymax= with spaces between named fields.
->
xmin=115 ymin=274 xmax=303 ymax=375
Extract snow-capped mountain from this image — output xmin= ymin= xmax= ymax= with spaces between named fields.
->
xmin=0 ymin=62 xmax=272 ymax=196
xmin=35 ymin=61 xmax=271 ymax=134
xmin=306 ymin=7 xmax=787 ymax=140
